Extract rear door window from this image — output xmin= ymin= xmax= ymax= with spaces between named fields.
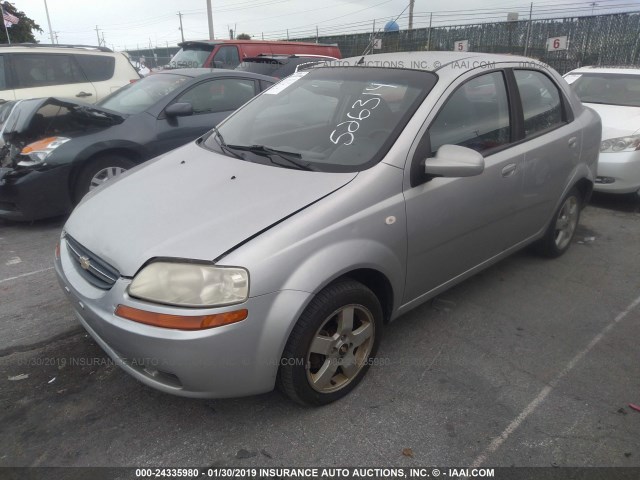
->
xmin=514 ymin=70 xmax=565 ymax=137
xmin=0 ymin=55 xmax=7 ymax=90
xmin=74 ymin=55 xmax=115 ymax=82
xmin=12 ymin=54 xmax=86 ymax=89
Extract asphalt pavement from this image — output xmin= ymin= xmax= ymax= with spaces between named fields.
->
xmin=1 ymin=193 xmax=639 ymax=467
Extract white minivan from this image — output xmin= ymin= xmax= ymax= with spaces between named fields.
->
xmin=0 ymin=44 xmax=140 ymax=105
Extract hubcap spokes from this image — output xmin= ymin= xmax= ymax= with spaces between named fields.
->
xmin=307 ymin=305 xmax=375 ymax=393
xmin=90 ymin=167 xmax=127 ymax=190
xmin=554 ymin=196 xmax=578 ymax=250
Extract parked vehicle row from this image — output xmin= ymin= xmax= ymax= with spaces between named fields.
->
xmin=0 ymin=68 xmax=275 ymax=221
xmin=54 ymin=52 xmax=600 ymax=405
xmin=167 ymin=39 xmax=341 ymax=70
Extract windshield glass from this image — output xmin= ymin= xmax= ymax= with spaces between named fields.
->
xmin=571 ymin=73 xmax=640 ymax=107
xmin=169 ymin=46 xmax=212 ymax=68
xmin=204 ymin=67 xmax=436 ymax=172
xmin=98 ymin=74 xmax=190 ymax=114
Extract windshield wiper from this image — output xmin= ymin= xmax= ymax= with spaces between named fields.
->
xmin=212 ymin=127 xmax=244 ymax=160
xmin=225 ymin=144 xmax=313 ymax=171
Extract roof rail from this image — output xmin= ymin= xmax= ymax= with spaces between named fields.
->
xmin=0 ymin=43 xmax=113 ymax=52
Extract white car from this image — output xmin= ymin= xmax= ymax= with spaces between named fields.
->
xmin=0 ymin=44 xmax=141 ymax=105
xmin=565 ymin=67 xmax=640 ymax=195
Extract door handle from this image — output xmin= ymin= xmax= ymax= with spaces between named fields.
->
xmin=568 ymin=137 xmax=577 ymax=148
xmin=501 ymin=163 xmax=517 ymax=177
xmin=76 ymin=91 xmax=93 ymax=98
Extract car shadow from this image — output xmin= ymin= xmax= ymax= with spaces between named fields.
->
xmin=588 ymin=191 xmax=640 ymax=213
xmin=0 ymin=214 xmax=67 ymax=230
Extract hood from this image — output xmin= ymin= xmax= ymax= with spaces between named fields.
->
xmin=583 ymin=102 xmax=640 ymax=138
xmin=64 ymin=142 xmax=357 ymax=277
xmin=2 ymin=97 xmax=124 ymax=146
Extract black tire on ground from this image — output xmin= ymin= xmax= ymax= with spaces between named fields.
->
xmin=74 ymin=155 xmax=135 ymax=204
xmin=277 ymin=279 xmax=383 ymax=406
xmin=535 ymin=186 xmax=582 ymax=258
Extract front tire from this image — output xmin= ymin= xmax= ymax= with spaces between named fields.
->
xmin=74 ymin=155 xmax=135 ymax=204
xmin=536 ymin=186 xmax=582 ymax=258
xmin=277 ymin=279 xmax=383 ymax=406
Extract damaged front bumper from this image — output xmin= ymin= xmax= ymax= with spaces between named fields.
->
xmin=0 ymin=164 xmax=74 ymax=221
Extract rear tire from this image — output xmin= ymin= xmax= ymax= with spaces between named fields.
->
xmin=535 ymin=186 xmax=581 ymax=258
xmin=277 ymin=279 xmax=383 ymax=406
xmin=74 ymin=155 xmax=135 ymax=204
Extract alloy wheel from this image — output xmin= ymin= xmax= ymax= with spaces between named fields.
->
xmin=306 ymin=304 xmax=375 ymax=393
xmin=554 ymin=195 xmax=579 ymax=250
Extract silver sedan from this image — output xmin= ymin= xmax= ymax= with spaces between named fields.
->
xmin=55 ymin=52 xmax=601 ymax=405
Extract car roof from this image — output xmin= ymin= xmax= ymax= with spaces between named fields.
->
xmin=330 ymin=51 xmax=545 ymax=77
xmin=178 ymin=39 xmax=335 ymax=48
xmin=0 ymin=43 xmax=117 ymax=54
xmin=149 ymin=68 xmax=277 ymax=82
xmin=246 ymin=54 xmax=337 ymax=60
xmin=322 ymin=51 xmax=552 ymax=81
xmin=242 ymin=55 xmax=336 ymax=65
xmin=566 ymin=66 xmax=640 ymax=75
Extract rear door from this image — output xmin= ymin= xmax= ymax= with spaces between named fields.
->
xmin=74 ymin=54 xmax=123 ymax=101
xmin=511 ymin=69 xmax=582 ymax=237
xmin=10 ymin=53 xmax=97 ymax=102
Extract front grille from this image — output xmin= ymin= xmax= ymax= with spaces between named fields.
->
xmin=65 ymin=235 xmax=120 ymax=289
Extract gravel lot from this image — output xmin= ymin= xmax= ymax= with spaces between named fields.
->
xmin=1 ymin=193 xmax=639 ymax=468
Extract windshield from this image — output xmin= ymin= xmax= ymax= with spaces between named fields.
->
xmin=98 ymin=74 xmax=190 ymax=114
xmin=169 ymin=46 xmax=212 ymax=68
xmin=571 ymin=73 xmax=640 ymax=107
xmin=204 ymin=67 xmax=436 ymax=172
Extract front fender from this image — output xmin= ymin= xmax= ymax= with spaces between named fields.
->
xmin=280 ymin=238 xmax=404 ymax=309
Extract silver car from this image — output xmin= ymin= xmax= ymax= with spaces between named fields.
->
xmin=54 ymin=52 xmax=601 ymax=405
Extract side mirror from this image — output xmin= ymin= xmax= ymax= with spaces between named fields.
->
xmin=424 ymin=145 xmax=485 ymax=178
xmin=165 ymin=102 xmax=193 ymax=117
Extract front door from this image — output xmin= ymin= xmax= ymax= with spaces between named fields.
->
xmin=403 ymin=70 xmax=524 ymax=304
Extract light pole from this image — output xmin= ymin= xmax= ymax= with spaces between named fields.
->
xmin=206 ymin=0 xmax=214 ymax=40
xmin=177 ymin=11 xmax=184 ymax=43
xmin=43 ymin=0 xmax=55 ymax=44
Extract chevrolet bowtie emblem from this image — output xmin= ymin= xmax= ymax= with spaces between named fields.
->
xmin=79 ymin=256 xmax=91 ymax=270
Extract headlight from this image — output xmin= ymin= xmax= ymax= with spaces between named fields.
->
xmin=128 ymin=262 xmax=249 ymax=307
xmin=18 ymin=136 xmax=71 ymax=167
xmin=600 ymin=135 xmax=640 ymax=153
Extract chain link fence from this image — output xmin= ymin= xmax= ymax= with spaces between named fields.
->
xmin=294 ymin=12 xmax=640 ymax=74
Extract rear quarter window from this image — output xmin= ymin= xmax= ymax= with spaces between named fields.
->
xmin=74 ymin=55 xmax=116 ymax=82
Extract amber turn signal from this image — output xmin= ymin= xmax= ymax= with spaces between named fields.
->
xmin=114 ymin=305 xmax=248 ymax=330
xmin=21 ymin=137 xmax=59 ymax=154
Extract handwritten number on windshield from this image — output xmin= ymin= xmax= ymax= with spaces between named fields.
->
xmin=330 ymin=83 xmax=397 ymax=146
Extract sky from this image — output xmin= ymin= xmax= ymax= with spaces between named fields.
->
xmin=17 ymin=0 xmax=640 ymax=51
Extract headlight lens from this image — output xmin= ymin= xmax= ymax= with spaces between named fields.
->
xmin=18 ymin=136 xmax=71 ymax=167
xmin=128 ymin=262 xmax=249 ymax=307
xmin=600 ymin=135 xmax=640 ymax=153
